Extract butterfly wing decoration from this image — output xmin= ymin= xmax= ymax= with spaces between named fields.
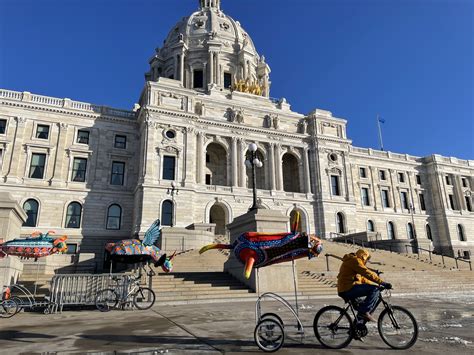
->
xmin=143 ymin=219 xmax=162 ymax=246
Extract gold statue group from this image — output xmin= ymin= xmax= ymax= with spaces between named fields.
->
xmin=231 ymin=78 xmax=265 ymax=96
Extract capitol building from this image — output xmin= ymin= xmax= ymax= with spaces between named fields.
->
xmin=0 ymin=0 xmax=472 ymax=270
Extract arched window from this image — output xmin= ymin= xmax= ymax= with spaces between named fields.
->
xmin=65 ymin=202 xmax=82 ymax=229
xmin=23 ymin=199 xmax=39 ymax=227
xmin=282 ymin=153 xmax=301 ymax=193
xmin=426 ymin=224 xmax=433 ymax=241
xmin=336 ymin=212 xmax=345 ymax=234
xmin=367 ymin=220 xmax=375 ymax=232
xmin=106 ymin=204 xmax=122 ymax=230
xmin=161 ymin=200 xmax=174 ymax=227
xmin=407 ymin=223 xmax=415 ymax=239
xmin=458 ymin=224 xmax=466 ymax=242
xmin=387 ymin=221 xmax=396 ymax=240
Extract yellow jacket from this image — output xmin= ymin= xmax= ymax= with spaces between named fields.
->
xmin=337 ymin=249 xmax=384 ymax=293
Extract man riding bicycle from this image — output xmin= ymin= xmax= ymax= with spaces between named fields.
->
xmin=337 ymin=249 xmax=392 ymax=322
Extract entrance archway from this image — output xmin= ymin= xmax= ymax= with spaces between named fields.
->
xmin=210 ymin=204 xmax=227 ymax=235
xmin=282 ymin=153 xmax=300 ymax=192
xmin=206 ymin=143 xmax=229 ymax=186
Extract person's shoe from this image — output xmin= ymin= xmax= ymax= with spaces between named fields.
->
xmin=359 ymin=312 xmax=377 ymax=322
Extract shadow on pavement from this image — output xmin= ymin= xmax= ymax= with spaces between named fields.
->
xmin=0 ymin=330 xmax=56 ymax=343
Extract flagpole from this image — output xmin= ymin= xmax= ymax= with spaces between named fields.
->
xmin=377 ymin=114 xmax=384 ymax=151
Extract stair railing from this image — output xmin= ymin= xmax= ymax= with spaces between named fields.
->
xmin=403 ymin=244 xmax=472 ymax=271
xmin=325 ymin=253 xmax=343 ymax=272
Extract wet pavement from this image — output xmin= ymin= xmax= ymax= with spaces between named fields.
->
xmin=0 ymin=293 xmax=473 ymax=354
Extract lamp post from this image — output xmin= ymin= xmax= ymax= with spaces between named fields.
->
xmin=167 ymin=181 xmax=179 ymax=227
xmin=245 ymin=143 xmax=263 ymax=211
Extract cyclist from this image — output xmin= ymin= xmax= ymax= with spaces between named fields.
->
xmin=337 ymin=249 xmax=392 ymax=322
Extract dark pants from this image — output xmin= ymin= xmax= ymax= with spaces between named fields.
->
xmin=339 ymin=284 xmax=380 ymax=314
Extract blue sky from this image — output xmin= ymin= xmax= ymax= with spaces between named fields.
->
xmin=1 ymin=0 xmax=472 ymax=159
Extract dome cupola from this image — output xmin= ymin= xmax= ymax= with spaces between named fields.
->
xmin=145 ymin=0 xmax=271 ymax=97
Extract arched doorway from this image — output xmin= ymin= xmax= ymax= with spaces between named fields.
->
xmin=282 ymin=153 xmax=300 ymax=192
xmin=206 ymin=143 xmax=228 ymax=186
xmin=336 ymin=212 xmax=345 ymax=234
xmin=210 ymin=204 xmax=227 ymax=235
xmin=245 ymin=149 xmax=266 ymax=189
xmin=289 ymin=209 xmax=308 ymax=233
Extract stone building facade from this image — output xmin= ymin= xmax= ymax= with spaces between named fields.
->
xmin=0 ymin=0 xmax=472 ymax=267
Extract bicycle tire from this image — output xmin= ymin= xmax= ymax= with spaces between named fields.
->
xmin=95 ymin=289 xmax=118 ymax=312
xmin=378 ymin=305 xmax=418 ymax=350
xmin=133 ymin=287 xmax=155 ymax=310
xmin=0 ymin=299 xmax=18 ymax=318
xmin=313 ymin=305 xmax=353 ymax=349
xmin=254 ymin=318 xmax=285 ymax=352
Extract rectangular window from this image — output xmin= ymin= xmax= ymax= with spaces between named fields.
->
xmin=419 ymin=193 xmax=426 ymax=211
xmin=331 ymin=175 xmax=340 ymax=196
xmin=416 ymin=175 xmax=421 ymax=185
xmin=193 ymin=70 xmax=204 ymax=88
xmin=66 ymin=244 xmax=78 ymax=254
xmin=111 ymin=161 xmax=125 ymax=185
xmin=29 ymin=153 xmax=46 ymax=179
xmin=448 ymin=194 xmax=455 ymax=210
xmin=77 ymin=130 xmax=90 ymax=144
xmin=0 ymin=119 xmax=6 ymax=134
xmin=398 ymin=172 xmax=405 ymax=183
xmin=36 ymin=124 xmax=50 ymax=139
xmin=400 ymin=191 xmax=409 ymax=209
xmin=379 ymin=170 xmax=386 ymax=181
xmin=114 ymin=135 xmax=127 ymax=149
xmin=206 ymin=153 xmax=210 ymax=163
xmin=381 ymin=189 xmax=390 ymax=208
xmin=461 ymin=178 xmax=468 ymax=188
xmin=359 ymin=167 xmax=367 ymax=178
xmin=72 ymin=158 xmax=87 ymax=182
xmin=162 ymin=156 xmax=176 ymax=180
xmin=446 ymin=175 xmax=452 ymax=185
xmin=361 ymin=187 xmax=370 ymax=206
xmin=465 ymin=196 xmax=472 ymax=212
xmin=205 ymin=174 xmax=211 ymax=185
xmin=224 ymin=72 xmax=232 ymax=89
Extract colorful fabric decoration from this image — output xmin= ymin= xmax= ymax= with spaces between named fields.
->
xmin=0 ymin=231 xmax=68 ymax=260
xmin=105 ymin=219 xmax=176 ymax=272
xmin=200 ymin=232 xmax=322 ymax=279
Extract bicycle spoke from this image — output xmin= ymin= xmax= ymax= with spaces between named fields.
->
xmin=378 ymin=306 xmax=418 ymax=350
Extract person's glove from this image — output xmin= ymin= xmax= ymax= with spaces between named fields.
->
xmin=381 ymin=282 xmax=392 ymax=290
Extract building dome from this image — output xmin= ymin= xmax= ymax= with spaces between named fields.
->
xmin=146 ymin=0 xmax=271 ymax=97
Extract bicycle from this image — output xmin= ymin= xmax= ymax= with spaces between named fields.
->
xmin=313 ymin=280 xmax=418 ymax=350
xmin=95 ymin=273 xmax=155 ymax=312
xmin=1 ymin=287 xmax=19 ymax=318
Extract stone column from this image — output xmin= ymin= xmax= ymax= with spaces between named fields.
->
xmin=174 ymin=55 xmax=179 ymax=80
xmin=4 ymin=117 xmax=27 ymax=183
xmin=275 ymin=144 xmax=283 ymax=191
xmin=196 ymin=132 xmax=207 ymax=184
xmin=268 ymin=143 xmax=276 ymax=191
xmin=303 ymin=147 xmax=311 ymax=193
xmin=50 ymin=123 xmax=69 ymax=187
xmin=180 ymin=52 xmax=185 ymax=85
xmin=389 ymin=169 xmax=399 ymax=211
xmin=184 ymin=127 xmax=196 ymax=185
xmin=455 ymin=175 xmax=467 ymax=210
xmin=238 ymin=138 xmax=247 ymax=188
xmin=231 ymin=137 xmax=238 ymax=187
xmin=209 ymin=52 xmax=214 ymax=85
xmin=144 ymin=122 xmax=156 ymax=183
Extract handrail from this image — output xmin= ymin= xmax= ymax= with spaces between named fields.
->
xmin=324 ymin=253 xmax=342 ymax=271
xmin=403 ymin=244 xmax=472 ymax=271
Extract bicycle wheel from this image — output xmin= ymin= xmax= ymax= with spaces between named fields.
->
xmin=95 ymin=289 xmax=118 ymax=312
xmin=313 ymin=305 xmax=353 ymax=349
xmin=0 ymin=300 xmax=18 ymax=318
xmin=378 ymin=305 xmax=418 ymax=350
xmin=254 ymin=318 xmax=285 ymax=352
xmin=133 ymin=287 xmax=155 ymax=310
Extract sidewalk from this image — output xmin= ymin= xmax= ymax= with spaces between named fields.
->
xmin=0 ymin=293 xmax=473 ymax=354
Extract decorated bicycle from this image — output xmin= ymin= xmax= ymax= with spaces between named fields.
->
xmin=200 ymin=212 xmax=324 ymax=352
xmin=96 ymin=219 xmax=177 ymax=311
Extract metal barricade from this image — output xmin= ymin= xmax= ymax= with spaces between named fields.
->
xmin=48 ymin=273 xmax=130 ymax=313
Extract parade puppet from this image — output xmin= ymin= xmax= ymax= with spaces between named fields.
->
xmin=105 ymin=219 xmax=175 ymax=272
xmin=0 ymin=231 xmax=68 ymax=261
xmin=200 ymin=213 xmax=323 ymax=279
